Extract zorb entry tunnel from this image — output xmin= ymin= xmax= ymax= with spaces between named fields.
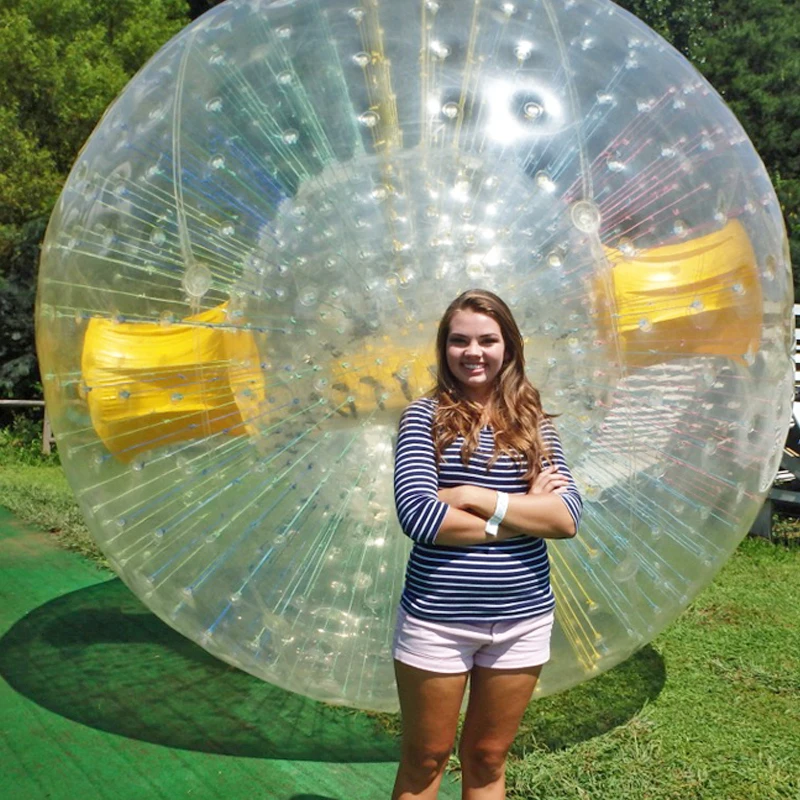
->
xmin=36 ymin=0 xmax=793 ymax=711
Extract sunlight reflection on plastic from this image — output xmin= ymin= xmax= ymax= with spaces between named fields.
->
xmin=36 ymin=0 xmax=793 ymax=711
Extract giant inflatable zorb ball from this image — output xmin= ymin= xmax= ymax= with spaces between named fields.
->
xmin=36 ymin=0 xmax=793 ymax=711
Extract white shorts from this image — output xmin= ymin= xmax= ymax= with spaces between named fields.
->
xmin=392 ymin=606 xmax=554 ymax=673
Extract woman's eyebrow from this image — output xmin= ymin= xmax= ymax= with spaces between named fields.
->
xmin=448 ymin=332 xmax=499 ymax=340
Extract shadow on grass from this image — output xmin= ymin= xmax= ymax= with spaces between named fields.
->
xmin=514 ymin=644 xmax=666 ymax=754
xmin=0 ymin=577 xmax=666 ymax=761
xmin=0 ymin=578 xmax=399 ymax=762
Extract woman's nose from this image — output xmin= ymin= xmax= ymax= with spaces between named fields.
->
xmin=465 ymin=340 xmax=481 ymax=356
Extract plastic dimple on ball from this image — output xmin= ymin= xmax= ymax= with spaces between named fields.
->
xmin=36 ymin=0 xmax=793 ymax=711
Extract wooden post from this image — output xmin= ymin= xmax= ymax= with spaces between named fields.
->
xmin=0 ymin=399 xmax=52 ymax=454
xmin=42 ymin=413 xmax=53 ymax=455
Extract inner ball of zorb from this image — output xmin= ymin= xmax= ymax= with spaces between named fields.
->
xmin=36 ymin=0 xmax=793 ymax=711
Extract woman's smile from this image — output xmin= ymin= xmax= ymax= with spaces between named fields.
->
xmin=446 ymin=309 xmax=506 ymax=401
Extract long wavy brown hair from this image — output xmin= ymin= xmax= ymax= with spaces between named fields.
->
xmin=431 ymin=289 xmax=551 ymax=479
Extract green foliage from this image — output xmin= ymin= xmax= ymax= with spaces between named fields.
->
xmin=697 ymin=1 xmax=800 ymax=173
xmin=187 ymin=0 xmax=222 ymax=19
xmin=697 ymin=0 xmax=800 ymax=286
xmin=771 ymin=510 xmax=800 ymax=544
xmin=0 ymin=0 xmax=797 ymax=403
xmin=0 ymin=0 xmax=189 ymax=182
xmin=0 ymin=454 xmax=102 ymax=566
xmin=0 ymin=107 xmax=62 ymax=224
xmin=0 ymin=414 xmax=57 ymax=465
xmin=618 ymin=0 xmax=800 ymax=297
xmin=506 ymin=538 xmax=800 ymax=799
xmin=616 ymin=0 xmax=715 ymax=56
xmin=0 ymin=0 xmax=191 ymax=402
xmin=0 ymin=217 xmax=48 ymax=404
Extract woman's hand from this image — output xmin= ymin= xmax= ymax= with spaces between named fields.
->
xmin=438 ymin=485 xmax=469 ymax=509
xmin=438 ymin=485 xmax=496 ymax=516
xmin=528 ymin=466 xmax=570 ymax=495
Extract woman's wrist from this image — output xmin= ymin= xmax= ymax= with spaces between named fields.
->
xmin=484 ymin=491 xmax=509 ymax=536
xmin=463 ymin=486 xmax=497 ymax=516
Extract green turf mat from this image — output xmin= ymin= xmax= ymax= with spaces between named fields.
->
xmin=0 ymin=507 xmax=459 ymax=799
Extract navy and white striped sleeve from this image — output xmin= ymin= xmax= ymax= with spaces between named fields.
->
xmin=393 ymin=400 xmax=449 ymax=545
xmin=541 ymin=418 xmax=583 ymax=533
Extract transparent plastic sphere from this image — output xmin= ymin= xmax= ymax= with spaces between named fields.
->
xmin=37 ymin=0 xmax=793 ymax=711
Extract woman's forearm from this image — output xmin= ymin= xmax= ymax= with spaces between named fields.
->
xmin=442 ymin=485 xmax=576 ymax=539
xmin=505 ymin=493 xmax=576 ymax=538
xmin=432 ymin=505 xmax=520 ymax=546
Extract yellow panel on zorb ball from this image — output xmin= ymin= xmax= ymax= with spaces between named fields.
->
xmin=598 ymin=219 xmax=762 ymax=368
xmin=81 ymin=303 xmax=266 ymax=461
xmin=327 ymin=337 xmax=436 ymax=415
xmin=36 ymin=0 xmax=793 ymax=711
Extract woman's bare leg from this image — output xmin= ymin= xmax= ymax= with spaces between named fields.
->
xmin=458 ymin=665 xmax=542 ymax=800
xmin=392 ymin=661 xmax=469 ymax=800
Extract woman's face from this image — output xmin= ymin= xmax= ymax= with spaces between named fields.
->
xmin=445 ymin=309 xmax=506 ymax=402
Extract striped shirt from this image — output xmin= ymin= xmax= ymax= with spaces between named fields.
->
xmin=393 ymin=396 xmax=582 ymax=622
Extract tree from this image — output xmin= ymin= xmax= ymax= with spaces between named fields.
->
xmin=616 ymin=0 xmax=715 ymax=56
xmin=0 ymin=217 xmax=48 ymax=401
xmin=187 ymin=0 xmax=222 ymax=19
xmin=0 ymin=0 xmax=190 ymax=408
xmin=618 ymin=0 xmax=800 ymax=295
xmin=696 ymin=0 xmax=800 ymax=286
xmin=1 ymin=0 xmax=798 ymax=415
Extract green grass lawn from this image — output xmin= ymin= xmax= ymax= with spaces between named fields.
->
xmin=1 ymin=450 xmax=798 ymax=800
xmin=0 ymin=459 xmax=105 ymax=564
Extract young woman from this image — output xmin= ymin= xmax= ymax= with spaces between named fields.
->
xmin=392 ymin=289 xmax=582 ymax=800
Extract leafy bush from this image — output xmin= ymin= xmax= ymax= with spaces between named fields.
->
xmin=0 ymin=414 xmax=58 ymax=466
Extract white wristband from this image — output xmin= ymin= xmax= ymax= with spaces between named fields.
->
xmin=484 ymin=491 xmax=509 ymax=536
